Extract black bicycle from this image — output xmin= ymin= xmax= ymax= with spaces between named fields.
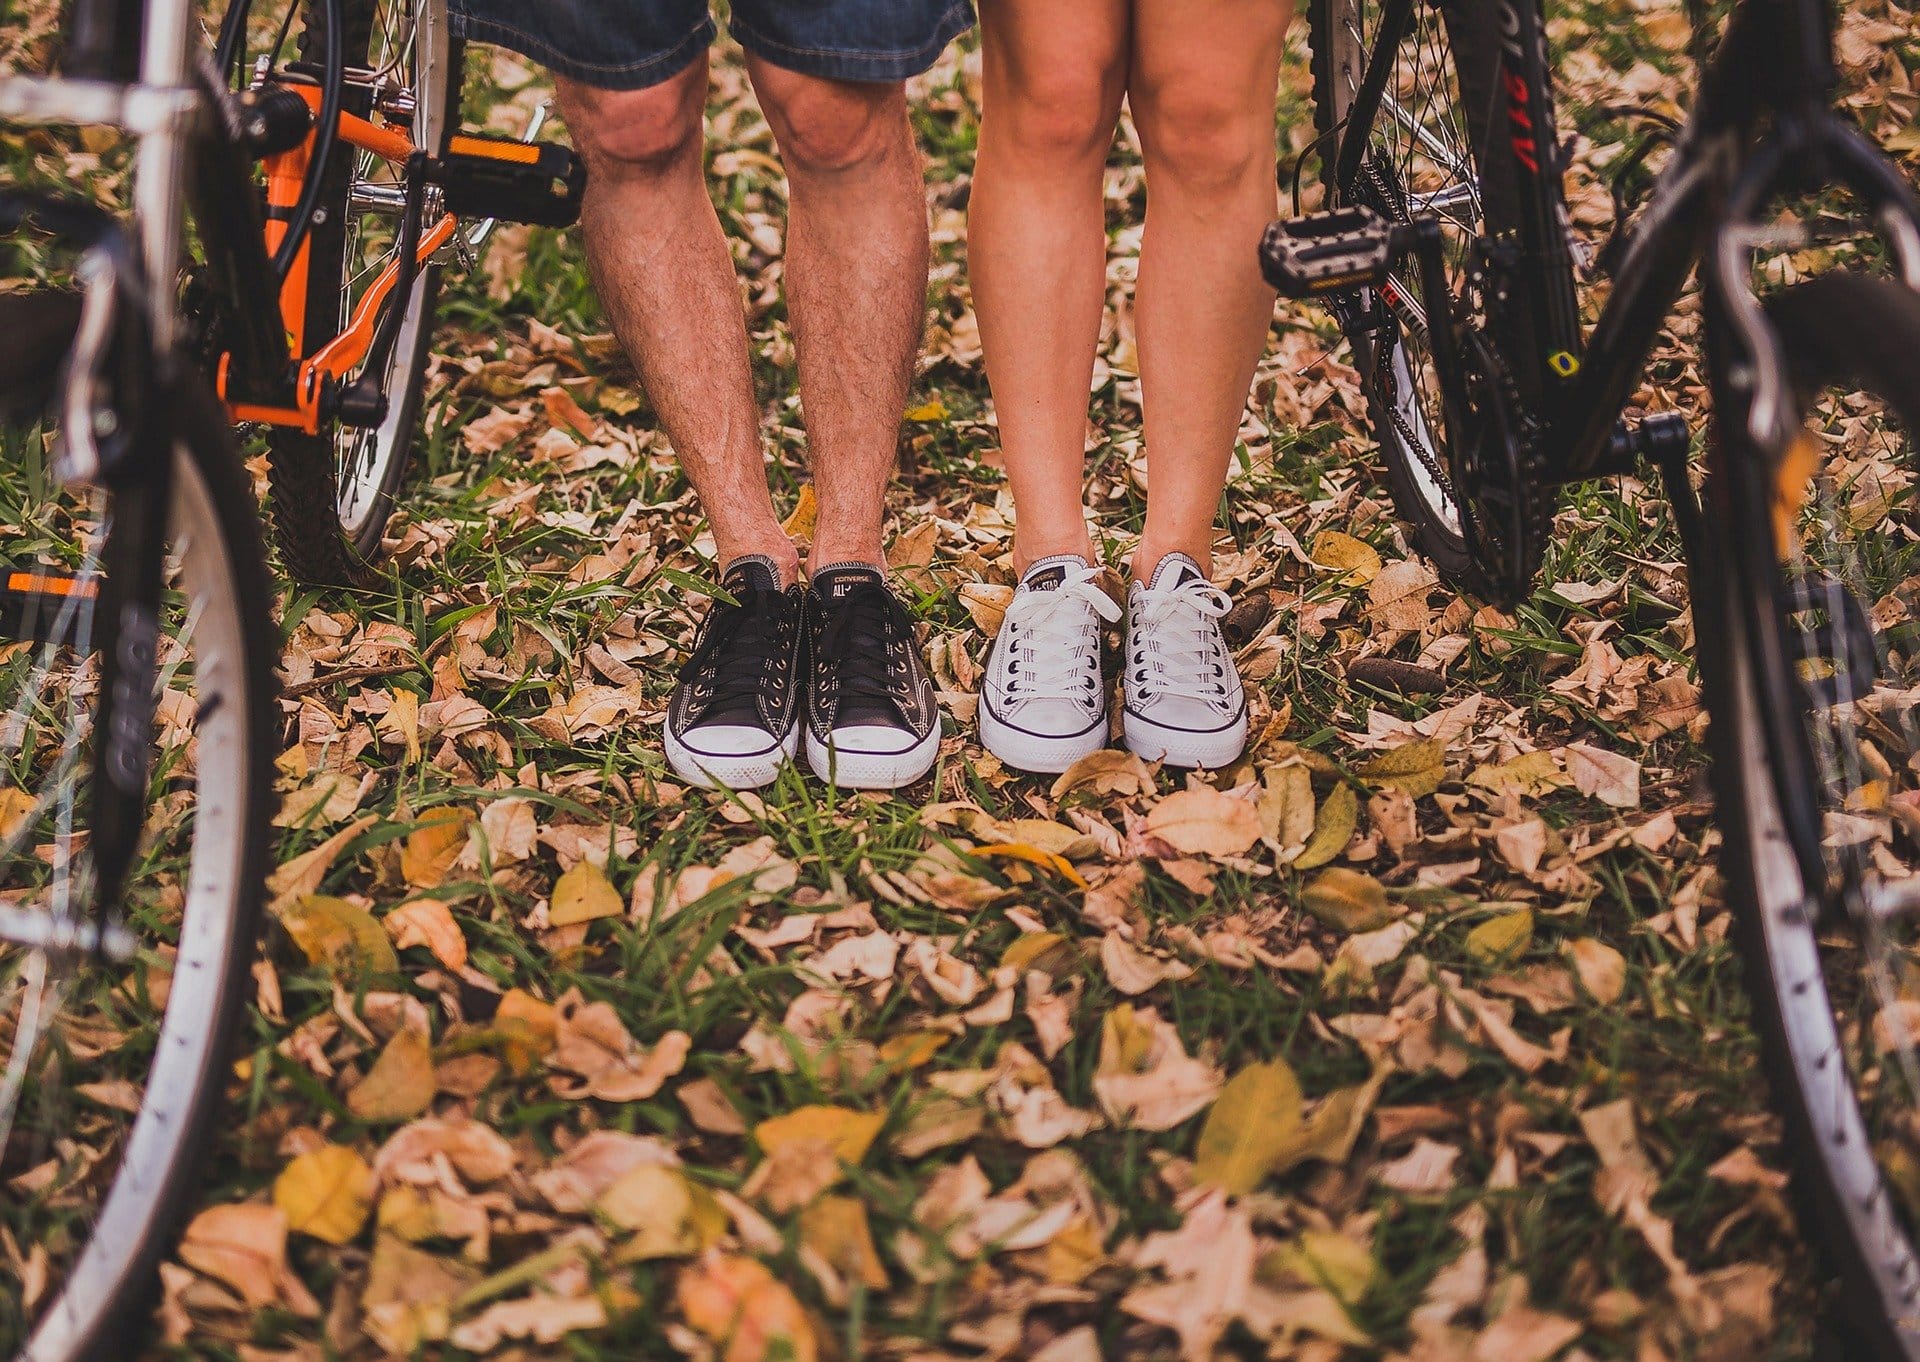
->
xmin=0 ymin=0 xmax=576 ymax=1356
xmin=1268 ymin=0 xmax=1920 ymax=1351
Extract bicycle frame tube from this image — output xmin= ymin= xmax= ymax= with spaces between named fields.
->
xmin=236 ymin=86 xmax=457 ymax=433
xmin=1536 ymin=0 xmax=1837 ymax=484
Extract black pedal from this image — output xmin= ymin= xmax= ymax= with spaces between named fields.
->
xmin=432 ymin=135 xmax=586 ymax=229
xmin=1260 ymin=206 xmax=1398 ymax=299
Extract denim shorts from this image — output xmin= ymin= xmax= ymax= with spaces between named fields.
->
xmin=448 ymin=0 xmax=975 ymax=91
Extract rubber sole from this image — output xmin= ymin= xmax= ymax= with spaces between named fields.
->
xmin=1123 ymin=708 xmax=1249 ymax=770
xmin=805 ymin=725 xmax=940 ymax=790
xmin=978 ymin=698 xmax=1108 ymax=775
xmin=664 ymin=723 xmax=799 ymax=790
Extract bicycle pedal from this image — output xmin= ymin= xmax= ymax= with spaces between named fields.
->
xmin=1260 ymin=206 xmax=1398 ymax=299
xmin=432 ymin=135 xmax=585 ymax=229
xmin=0 ymin=569 xmax=99 ymax=643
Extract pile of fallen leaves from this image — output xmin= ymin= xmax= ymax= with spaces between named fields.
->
xmin=8 ymin=0 xmax=1920 ymax=1358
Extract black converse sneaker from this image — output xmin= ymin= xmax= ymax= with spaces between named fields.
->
xmin=805 ymin=564 xmax=940 ymax=789
xmin=665 ymin=556 xmax=805 ymax=789
xmin=1123 ymin=553 xmax=1248 ymax=769
xmin=979 ymin=555 xmax=1121 ymax=773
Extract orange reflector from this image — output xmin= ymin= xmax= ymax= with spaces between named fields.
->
xmin=447 ymin=135 xmax=540 ymax=165
xmin=7 ymin=572 xmax=99 ymax=599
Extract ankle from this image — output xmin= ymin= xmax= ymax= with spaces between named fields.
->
xmin=716 ymin=535 xmax=801 ymax=589
xmin=1131 ymin=540 xmax=1211 ymax=584
xmin=808 ymin=541 xmax=887 ymax=578
xmin=1013 ymin=535 xmax=1096 ymax=577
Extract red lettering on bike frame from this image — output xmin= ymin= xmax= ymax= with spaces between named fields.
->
xmin=1503 ymin=69 xmax=1539 ymax=173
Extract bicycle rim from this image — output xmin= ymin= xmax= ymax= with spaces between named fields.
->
xmin=1310 ymin=0 xmax=1479 ymax=559
xmin=1 ymin=392 xmax=271 ymax=1362
xmin=1715 ymin=273 xmax=1920 ymax=1359
xmin=331 ymin=0 xmax=453 ymax=547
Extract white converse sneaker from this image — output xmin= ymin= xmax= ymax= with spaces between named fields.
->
xmin=979 ymin=555 xmax=1122 ymax=774
xmin=1123 ymin=553 xmax=1248 ymax=769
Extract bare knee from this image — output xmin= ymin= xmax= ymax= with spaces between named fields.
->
xmin=986 ymin=67 xmax=1122 ymax=166
xmin=555 ymin=64 xmax=706 ymax=178
xmin=751 ymin=64 xmax=907 ymax=175
xmin=1134 ymin=88 xmax=1271 ymax=195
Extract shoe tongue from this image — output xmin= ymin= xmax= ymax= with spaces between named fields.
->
xmin=1021 ymin=554 xmax=1089 ymax=593
xmin=813 ymin=563 xmax=886 ymax=598
xmin=723 ymin=555 xmax=782 ymax=595
xmin=1146 ymin=553 xmax=1206 ymax=593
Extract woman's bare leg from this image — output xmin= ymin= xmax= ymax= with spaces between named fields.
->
xmin=970 ymin=0 xmax=1131 ymax=573
xmin=1127 ymin=0 xmax=1291 ymax=581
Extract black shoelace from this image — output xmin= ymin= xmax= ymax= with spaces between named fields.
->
xmin=679 ymin=588 xmax=793 ymax=724
xmin=816 ymin=582 xmax=913 ymax=724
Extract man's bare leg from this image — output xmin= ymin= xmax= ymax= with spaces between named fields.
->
xmin=746 ymin=60 xmax=929 ymax=574
xmin=554 ymin=58 xmax=799 ymax=584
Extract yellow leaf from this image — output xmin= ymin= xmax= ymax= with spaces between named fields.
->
xmin=383 ymin=898 xmax=467 ymax=970
xmin=1467 ymin=749 xmax=1569 ymax=797
xmin=599 ymin=1165 xmax=727 ymax=1261
xmin=1260 ymin=762 xmax=1316 ymax=858
xmin=492 ymin=988 xmax=557 ymax=1074
xmin=1193 ymin=1060 xmax=1304 ymax=1196
xmin=1270 ymin=1069 xmax=1388 ymax=1175
xmin=1466 ymin=908 xmax=1534 ymax=965
xmin=1143 ymin=789 xmax=1262 ymax=858
xmin=972 ymin=843 xmax=1087 ymax=887
xmin=0 ymin=787 xmax=35 ymax=841
xmin=903 ymin=397 xmax=949 ymax=422
xmin=549 ymin=860 xmax=623 ymax=927
xmin=1050 ymin=748 xmax=1157 ymax=801
xmin=401 ymin=807 xmax=474 ymax=889
xmin=798 ymin=1195 xmax=889 ymax=1289
xmin=277 ymin=893 xmax=400 ymax=977
xmin=383 ymin=688 xmax=421 ymax=764
xmin=1353 ymin=739 xmax=1446 ymax=799
xmin=1301 ymin=868 xmax=1400 ymax=933
xmin=779 ymin=483 xmax=818 ymax=540
xmin=274 ymin=1144 xmax=375 ymax=1245
xmin=268 ymin=813 xmax=378 ymax=909
xmin=347 ymin=1026 xmax=436 ymax=1123
xmin=1310 ymin=530 xmax=1382 ymax=585
xmin=1273 ymin=1230 xmax=1381 ymax=1307
xmin=1294 ymin=783 xmax=1357 ymax=870
xmin=959 ymin=581 xmax=1015 ymax=636
xmin=877 ymin=1029 xmax=950 ymax=1069
xmin=1045 ymin=1217 xmax=1106 ymax=1285
xmin=677 ymin=1252 xmax=818 ymax=1362
xmin=1565 ymin=937 xmax=1626 ymax=1004
xmin=1002 ymin=931 xmax=1075 ymax=977
xmin=753 ymin=1105 xmax=884 ymax=1165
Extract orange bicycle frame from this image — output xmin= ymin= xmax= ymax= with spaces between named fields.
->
xmin=221 ymin=84 xmax=455 ymax=434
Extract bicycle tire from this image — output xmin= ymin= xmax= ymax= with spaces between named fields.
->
xmin=3 ymin=370 xmax=276 ymax=1362
xmin=1705 ymin=272 xmax=1920 ymax=1361
xmin=268 ymin=0 xmax=462 ymax=587
xmin=1306 ymin=0 xmax=1559 ymax=592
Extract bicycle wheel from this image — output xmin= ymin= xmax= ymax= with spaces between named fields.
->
xmin=1306 ymin=0 xmax=1527 ymax=587
xmin=267 ymin=0 xmax=462 ymax=587
xmin=0 ymin=370 xmax=276 ymax=1362
xmin=1705 ymin=272 xmax=1920 ymax=1359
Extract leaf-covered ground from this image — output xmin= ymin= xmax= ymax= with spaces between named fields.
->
xmin=10 ymin=0 xmax=1920 ymax=1358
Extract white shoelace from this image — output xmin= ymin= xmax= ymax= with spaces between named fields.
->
xmin=1130 ymin=572 xmax=1236 ymax=707
xmin=1000 ymin=564 xmax=1122 ymax=704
